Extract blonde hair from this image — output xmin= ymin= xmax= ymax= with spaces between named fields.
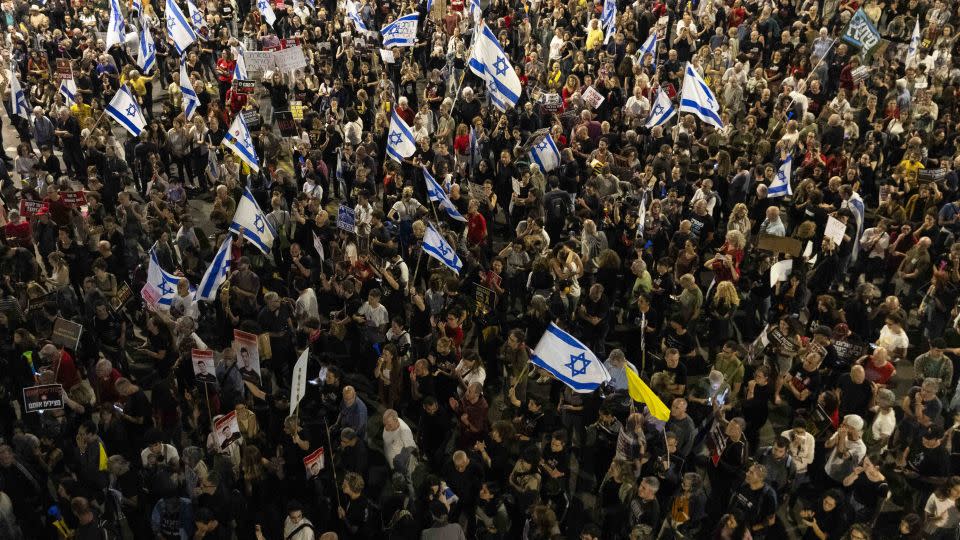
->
xmin=714 ymin=281 xmax=740 ymax=307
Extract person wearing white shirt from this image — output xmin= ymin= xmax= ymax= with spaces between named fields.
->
xmin=759 ymin=206 xmax=786 ymax=237
xmin=781 ymin=424 xmax=816 ymax=478
xmin=857 ymin=222 xmax=889 ymax=279
xmin=382 ymin=409 xmax=417 ymax=472
xmin=623 ymin=86 xmax=650 ymax=121
xmin=824 ymin=414 xmax=867 ymax=483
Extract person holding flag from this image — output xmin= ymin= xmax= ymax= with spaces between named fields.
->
xmin=468 ymin=23 xmax=522 ymax=111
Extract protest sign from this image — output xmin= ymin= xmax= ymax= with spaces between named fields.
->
xmin=214 ymin=410 xmax=242 ymax=450
xmin=242 ymin=109 xmax=261 ymax=129
xmin=274 ymin=46 xmax=307 ymax=72
xmin=233 ymin=80 xmax=256 ymax=94
xmin=379 ymin=48 xmax=396 ymax=63
xmin=19 ymin=198 xmax=48 ymax=217
xmin=337 ymin=205 xmax=356 ymax=233
xmin=274 ymin=111 xmax=298 ymax=137
xmin=304 ymin=447 xmax=325 ymax=477
xmin=824 ymin=216 xmax=847 ymax=247
xmin=110 ymin=283 xmax=132 ymax=312
xmin=192 ymin=349 xmax=217 ymax=384
xmin=757 ymin=234 xmax=802 ymax=257
xmin=51 ymin=317 xmax=82 ymax=350
xmin=289 ymin=348 xmax=309 ymax=416
xmin=244 ymin=51 xmax=276 ymax=74
xmin=474 ymin=283 xmax=494 ymax=315
xmin=56 ymin=58 xmax=73 ymax=80
xmin=59 ymin=191 xmax=87 ymax=208
xmin=233 ymin=329 xmax=262 ymax=386
xmin=706 ymin=421 xmax=728 ymax=466
xmin=582 ymin=86 xmax=605 ymax=109
xmin=290 ymin=100 xmax=304 ymax=122
xmin=22 ymin=384 xmax=64 ymax=413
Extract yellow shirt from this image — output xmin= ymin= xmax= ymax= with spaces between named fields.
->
xmin=70 ymin=103 xmax=93 ymax=123
xmin=586 ymin=27 xmax=604 ymax=50
xmin=900 ymin=159 xmax=924 ymax=181
xmin=121 ymin=74 xmax=154 ymax=97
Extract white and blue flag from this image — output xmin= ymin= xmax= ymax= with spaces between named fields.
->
xmin=106 ymin=0 xmax=126 ymax=50
xmin=639 ymin=33 xmax=657 ymax=64
xmin=230 ymin=188 xmax=276 ymax=254
xmin=138 ymin=21 xmax=156 ymax=73
xmin=532 ymin=323 xmax=611 ymax=393
xmin=386 ymin=109 xmax=416 ymax=163
xmin=768 ymin=155 xmax=792 ymax=198
xmin=179 ymin=59 xmax=199 ymax=119
xmin=422 ymin=223 xmax=462 ymax=274
xmin=381 ymin=13 xmax=418 ymax=47
xmin=222 ymin=113 xmax=260 ymax=172
xmin=8 ymin=59 xmax=30 ymax=119
xmin=468 ymin=23 xmax=522 ymax=112
xmin=906 ymin=20 xmax=920 ymax=67
xmin=645 ymin=86 xmax=676 ymax=128
xmin=600 ymin=0 xmax=616 ymax=44
xmin=679 ymin=62 xmax=723 ymax=129
xmin=232 ymin=44 xmax=248 ymax=80
xmin=166 ymin=0 xmax=197 ymax=55
xmin=145 ymin=247 xmax=183 ymax=309
xmin=345 ymin=0 xmax=367 ymax=32
xmin=529 ymin=133 xmax=561 ymax=173
xmin=59 ymin=77 xmax=78 ymax=105
xmin=132 ymin=0 xmax=143 ymax=15
xmin=424 ymin=168 xmax=467 ymax=222
xmin=468 ymin=0 xmax=482 ymax=25
xmin=195 ymin=235 xmax=232 ymax=301
xmin=257 ymin=0 xmax=276 ymax=26
xmin=106 ymin=85 xmax=147 ymax=137
xmin=187 ymin=0 xmax=208 ymax=37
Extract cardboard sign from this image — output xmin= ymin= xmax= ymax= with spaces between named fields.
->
xmin=233 ymin=329 xmax=262 ymax=386
xmin=51 ymin=317 xmax=82 ymax=350
xmin=244 ymin=50 xmax=276 ymax=73
xmin=336 ymin=205 xmax=356 ymax=233
xmin=233 ymin=79 xmax=256 ymax=94
xmin=274 ymin=45 xmax=307 ymax=72
xmin=290 ymin=101 xmax=304 ymax=122
xmin=140 ymin=283 xmax=160 ymax=310
xmin=582 ymin=86 xmax=605 ymax=109
xmin=56 ymin=58 xmax=72 ymax=80
xmin=303 ymin=447 xmax=325 ymax=477
xmin=274 ymin=111 xmax=298 ymax=137
xmin=59 ymin=191 xmax=87 ymax=208
xmin=214 ymin=410 xmax=242 ymax=450
xmin=824 ymin=216 xmax=847 ymax=247
xmin=23 ymin=384 xmax=64 ymax=413
xmin=111 ymin=283 xmax=132 ymax=312
xmin=242 ymin=109 xmax=261 ymax=129
xmin=192 ymin=349 xmax=217 ymax=384
xmin=757 ymin=234 xmax=802 ymax=257
xmin=19 ymin=198 xmax=49 ymax=217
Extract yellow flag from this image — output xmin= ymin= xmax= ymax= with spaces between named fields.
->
xmin=98 ymin=442 xmax=108 ymax=471
xmin=625 ymin=367 xmax=671 ymax=422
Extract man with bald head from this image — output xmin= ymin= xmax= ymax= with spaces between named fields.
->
xmin=837 ymin=364 xmax=874 ymax=418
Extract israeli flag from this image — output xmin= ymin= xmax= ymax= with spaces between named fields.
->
xmin=195 ymin=235 xmax=232 ymax=301
xmin=679 ymin=62 xmax=723 ymax=129
xmin=531 ymin=323 xmax=611 ymax=393
xmin=600 ymin=0 xmax=616 ymax=44
xmin=179 ymin=60 xmax=199 ymax=119
xmin=468 ymin=0 xmax=481 ymax=25
xmin=422 ymin=223 xmax=462 ymax=274
xmin=424 ymin=168 xmax=466 ymax=222
xmin=145 ymin=247 xmax=183 ymax=308
xmin=59 ymin=77 xmax=78 ymax=105
xmin=639 ymin=33 xmax=657 ymax=63
xmin=138 ymin=21 xmax=156 ymax=73
xmin=222 ymin=113 xmax=260 ymax=172
xmin=106 ymin=85 xmax=147 ymax=137
xmin=386 ymin=109 xmax=416 ymax=163
xmin=8 ymin=59 xmax=30 ymax=119
xmin=106 ymin=0 xmax=126 ymax=49
xmin=645 ymin=86 xmax=676 ymax=128
xmin=132 ymin=0 xmax=143 ymax=15
xmin=187 ymin=0 xmax=208 ymax=37
xmin=468 ymin=23 xmax=522 ymax=111
xmin=257 ymin=0 xmax=276 ymax=26
xmin=230 ymin=188 xmax=276 ymax=254
xmin=769 ymin=155 xmax=792 ymax=198
xmin=345 ymin=0 xmax=367 ymax=31
xmin=381 ymin=13 xmax=418 ymax=47
xmin=166 ymin=0 xmax=197 ymax=55
xmin=906 ymin=20 xmax=920 ymax=67
xmin=529 ymin=133 xmax=561 ymax=173
xmin=232 ymin=44 xmax=248 ymax=80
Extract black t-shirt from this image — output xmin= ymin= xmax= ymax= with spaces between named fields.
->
xmin=786 ymin=366 xmax=821 ymax=408
xmin=837 ymin=375 xmax=873 ymax=418
xmin=663 ymin=328 xmax=697 ymax=358
xmin=728 ymin=483 xmax=777 ymax=528
xmin=907 ymin=444 xmax=951 ymax=479
xmin=657 ymin=362 xmax=688 ymax=390
xmin=686 ymin=211 xmax=715 ymax=245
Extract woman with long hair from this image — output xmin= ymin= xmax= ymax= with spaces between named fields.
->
xmin=707 ymin=281 xmax=741 ymax=355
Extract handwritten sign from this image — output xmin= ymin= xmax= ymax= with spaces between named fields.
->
xmin=274 ymin=45 xmax=307 ymax=72
xmin=244 ymin=51 xmax=276 ymax=74
xmin=582 ymin=86 xmax=605 ymax=109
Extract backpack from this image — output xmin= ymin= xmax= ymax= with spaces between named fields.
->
xmin=546 ymin=194 xmax=568 ymax=226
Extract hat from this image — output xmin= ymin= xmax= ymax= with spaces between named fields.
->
xmin=29 ymin=4 xmax=39 ymax=10
xmin=843 ymin=414 xmax=864 ymax=432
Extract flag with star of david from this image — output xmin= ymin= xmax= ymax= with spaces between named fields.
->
xmin=528 ymin=133 xmax=561 ymax=173
xmin=424 ymin=168 xmax=467 ymax=222
xmin=144 ymin=246 xmax=184 ymax=309
xmin=166 ymin=0 xmax=197 ymax=55
xmin=222 ymin=113 xmax=260 ymax=172
xmin=769 ymin=155 xmax=792 ymax=198
xmin=196 ymin=235 xmax=232 ymax=301
xmin=180 ymin=59 xmax=200 ymax=119
xmin=679 ymin=62 xmax=723 ymax=129
xmin=229 ymin=188 xmax=276 ymax=255
xmin=380 ymin=13 xmax=418 ymax=48
xmin=59 ymin=77 xmax=78 ymax=105
xmin=531 ymin=323 xmax=610 ymax=393
xmin=467 ymin=23 xmax=521 ymax=112
xmin=257 ymin=0 xmax=276 ymax=26
xmin=138 ymin=20 xmax=156 ymax=73
xmin=105 ymin=85 xmax=147 ymax=137
xmin=106 ymin=0 xmax=127 ymax=50
xmin=645 ymin=86 xmax=676 ymax=129
xmin=232 ymin=44 xmax=249 ymax=81
xmin=187 ymin=0 xmax=209 ymax=38
xmin=386 ymin=109 xmax=417 ymax=163
xmin=8 ymin=57 xmax=30 ymax=119
xmin=422 ymin=223 xmax=462 ymax=274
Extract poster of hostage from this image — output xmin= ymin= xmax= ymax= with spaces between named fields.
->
xmin=232 ymin=329 xmax=262 ymax=386
xmin=214 ymin=410 xmax=242 ymax=451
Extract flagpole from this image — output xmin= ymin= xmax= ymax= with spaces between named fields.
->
xmin=324 ymin=419 xmax=343 ymax=509
xmin=83 ymin=110 xmax=109 ymax=144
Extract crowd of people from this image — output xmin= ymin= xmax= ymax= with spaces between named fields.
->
xmin=2 ymin=0 xmax=960 ymax=538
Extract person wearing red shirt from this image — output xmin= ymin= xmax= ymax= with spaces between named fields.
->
xmin=215 ymin=50 xmax=237 ymax=103
xmin=466 ymin=199 xmax=487 ymax=248
xmin=93 ymin=358 xmax=123 ymax=404
xmin=396 ymin=96 xmax=415 ymax=126
xmin=438 ymin=311 xmax=465 ymax=350
xmin=859 ymin=346 xmax=896 ymax=386
xmin=3 ymin=210 xmax=32 ymax=248
xmin=41 ymin=344 xmax=81 ymax=392
xmin=224 ymin=85 xmax=249 ymax=117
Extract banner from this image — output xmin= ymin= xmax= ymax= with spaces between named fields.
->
xmin=22 ymin=384 xmax=64 ymax=413
xmin=192 ymin=349 xmax=217 ymax=384
xmin=841 ymin=8 xmax=881 ymax=56
xmin=232 ymin=329 xmax=262 ymax=386
xmin=303 ymin=447 xmax=325 ymax=477
xmin=274 ymin=45 xmax=307 ymax=71
xmin=51 ymin=317 xmax=82 ymax=350
xmin=244 ymin=51 xmax=276 ymax=73
xmin=19 ymin=199 xmax=49 ymax=217
xmin=214 ymin=410 xmax=242 ymax=450
xmin=59 ymin=191 xmax=87 ymax=208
